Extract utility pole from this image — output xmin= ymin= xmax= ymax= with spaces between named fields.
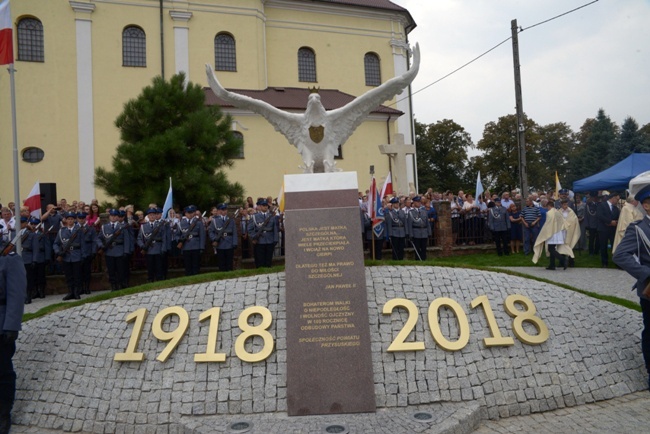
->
xmin=511 ymin=19 xmax=528 ymax=200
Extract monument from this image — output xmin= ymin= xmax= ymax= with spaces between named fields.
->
xmin=206 ymin=42 xmax=422 ymax=416
xmin=205 ymin=44 xmax=420 ymax=173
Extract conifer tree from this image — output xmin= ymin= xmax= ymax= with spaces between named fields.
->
xmin=95 ymin=73 xmax=243 ymax=210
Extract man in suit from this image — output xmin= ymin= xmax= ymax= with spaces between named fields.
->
xmin=596 ymin=191 xmax=620 ymax=267
xmin=613 ymin=177 xmax=650 ymax=391
xmin=0 ymin=248 xmax=26 ymax=434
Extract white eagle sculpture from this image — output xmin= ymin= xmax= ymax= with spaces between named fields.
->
xmin=206 ymin=43 xmax=420 ymax=173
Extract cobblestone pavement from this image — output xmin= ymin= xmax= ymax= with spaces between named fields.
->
xmin=13 ymin=266 xmax=650 ymax=434
xmin=474 ymin=390 xmax=650 ymax=433
xmin=501 ymin=266 xmax=638 ymax=303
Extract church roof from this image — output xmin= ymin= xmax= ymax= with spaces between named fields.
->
xmin=311 ymin=0 xmax=416 ymax=31
xmin=204 ymin=87 xmax=404 ymax=116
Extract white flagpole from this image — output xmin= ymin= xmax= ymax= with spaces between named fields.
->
xmin=9 ymin=63 xmax=21 ymax=254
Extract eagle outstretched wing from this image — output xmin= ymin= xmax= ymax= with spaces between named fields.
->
xmin=326 ymin=43 xmax=421 ymax=146
xmin=205 ymin=64 xmax=304 ymax=148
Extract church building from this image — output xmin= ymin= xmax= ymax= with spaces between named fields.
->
xmin=0 ymin=0 xmax=417 ymax=205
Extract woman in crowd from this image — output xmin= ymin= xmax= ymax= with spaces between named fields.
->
xmin=448 ymin=191 xmax=461 ymax=245
xmin=508 ymin=202 xmax=523 ymax=253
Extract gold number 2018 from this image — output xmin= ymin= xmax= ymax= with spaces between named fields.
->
xmin=382 ymin=294 xmax=548 ymax=352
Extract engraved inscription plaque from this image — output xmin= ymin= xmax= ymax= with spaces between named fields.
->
xmin=284 ymin=172 xmax=376 ymax=416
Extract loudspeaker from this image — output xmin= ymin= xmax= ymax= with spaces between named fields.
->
xmin=39 ymin=183 xmax=57 ymax=214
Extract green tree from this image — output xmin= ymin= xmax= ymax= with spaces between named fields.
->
xmin=415 ymin=119 xmax=472 ymax=192
xmin=470 ymin=114 xmax=542 ymax=194
xmin=95 ymin=73 xmax=243 ymax=210
xmin=536 ymin=122 xmax=578 ymax=190
xmin=572 ymin=109 xmax=618 ymax=181
xmin=610 ymin=116 xmax=650 ymax=162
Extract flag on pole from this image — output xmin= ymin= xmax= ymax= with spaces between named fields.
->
xmin=380 ymin=172 xmax=393 ymax=199
xmin=475 ymin=171 xmax=484 ymax=201
xmin=554 ymin=171 xmax=562 ymax=200
xmin=162 ymin=178 xmax=173 ymax=219
xmin=0 ymin=0 xmax=13 ymax=65
xmin=277 ymin=180 xmax=285 ymax=213
xmin=368 ymin=175 xmax=385 ymax=238
xmin=23 ymin=181 xmax=41 ymax=218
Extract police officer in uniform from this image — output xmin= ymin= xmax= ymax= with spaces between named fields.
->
xmin=386 ymin=197 xmax=407 ymax=260
xmin=138 ymin=208 xmax=168 ymax=282
xmin=78 ymin=212 xmax=97 ymax=294
xmin=407 ymin=196 xmax=431 ymax=260
xmin=53 ymin=212 xmax=84 ymax=300
xmin=42 ymin=204 xmax=64 ymax=275
xmin=97 ymin=209 xmax=130 ymax=291
xmin=178 ymin=205 xmax=205 ymax=276
xmin=0 ymin=245 xmax=26 ymax=434
xmin=613 ymin=175 xmax=650 ymax=391
xmin=209 ymin=203 xmax=238 ymax=271
xmin=18 ymin=217 xmax=38 ymax=304
xmin=30 ymin=217 xmax=48 ymax=299
xmin=248 ymin=199 xmax=278 ymax=268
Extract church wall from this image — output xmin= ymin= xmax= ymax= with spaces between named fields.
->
xmin=0 ymin=0 xmax=412 ymax=206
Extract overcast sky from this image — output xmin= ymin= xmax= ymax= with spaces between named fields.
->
xmin=390 ymin=0 xmax=650 ymax=148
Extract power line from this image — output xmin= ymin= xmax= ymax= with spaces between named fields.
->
xmin=393 ymin=0 xmax=600 ymax=107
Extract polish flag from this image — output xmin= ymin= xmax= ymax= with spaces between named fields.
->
xmin=0 ymin=0 xmax=13 ymax=66
xmin=380 ymin=172 xmax=393 ymax=198
xmin=23 ymin=181 xmax=41 ymax=218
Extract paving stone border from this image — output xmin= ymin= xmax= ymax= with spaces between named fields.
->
xmin=12 ymin=266 xmax=646 ymax=433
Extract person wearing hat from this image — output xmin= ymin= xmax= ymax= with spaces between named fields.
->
xmin=488 ymin=198 xmax=511 ymax=256
xmin=29 ymin=217 xmax=48 ymax=299
xmin=406 ymin=196 xmax=431 ymax=260
xmin=596 ymin=191 xmax=620 ymax=267
xmin=247 ymin=199 xmax=278 ymax=268
xmin=53 ymin=212 xmax=85 ymax=300
xmin=178 ymin=205 xmax=206 ymax=276
xmin=138 ymin=208 xmax=168 ymax=282
xmin=77 ymin=212 xmax=96 ymax=295
xmin=0 ymin=239 xmax=26 ymax=434
xmin=554 ymin=189 xmax=575 ymax=211
xmin=584 ymin=193 xmax=601 ymax=256
xmin=386 ymin=197 xmax=407 ymax=260
xmin=97 ymin=209 xmax=131 ymax=291
xmin=209 ymin=204 xmax=238 ymax=271
xmin=613 ymin=173 xmax=650 ymax=391
xmin=18 ymin=217 xmax=38 ymax=304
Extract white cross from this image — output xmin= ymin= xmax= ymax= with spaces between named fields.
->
xmin=378 ymin=134 xmax=415 ymax=195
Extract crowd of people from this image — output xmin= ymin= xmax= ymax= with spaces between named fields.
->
xmin=0 ymin=186 xmax=635 ymax=304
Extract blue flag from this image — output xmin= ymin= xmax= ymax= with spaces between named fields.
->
xmin=162 ymin=178 xmax=173 ymax=219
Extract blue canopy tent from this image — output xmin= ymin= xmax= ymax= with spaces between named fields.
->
xmin=572 ymin=153 xmax=650 ymax=193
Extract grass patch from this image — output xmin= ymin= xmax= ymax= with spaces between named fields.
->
xmin=24 ymin=251 xmax=637 ymax=321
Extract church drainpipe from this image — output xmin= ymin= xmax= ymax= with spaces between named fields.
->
xmin=159 ymin=0 xmax=165 ymax=80
xmin=386 ymin=115 xmax=393 ymax=180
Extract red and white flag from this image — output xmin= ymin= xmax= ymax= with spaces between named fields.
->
xmin=380 ymin=172 xmax=393 ymax=199
xmin=23 ymin=181 xmax=41 ymax=218
xmin=0 ymin=0 xmax=13 ymax=66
